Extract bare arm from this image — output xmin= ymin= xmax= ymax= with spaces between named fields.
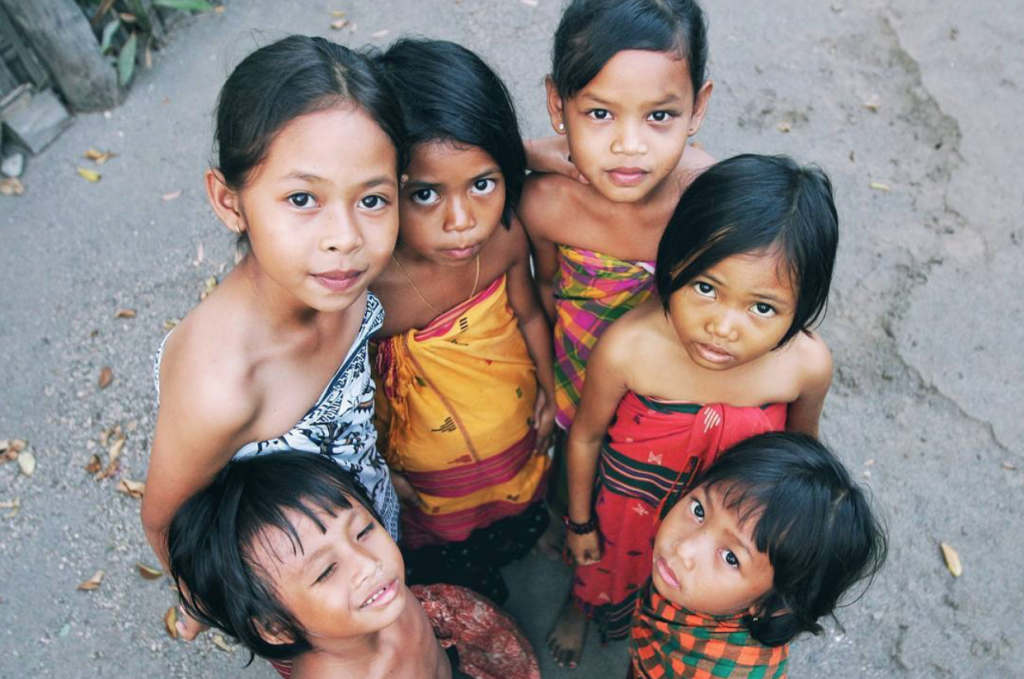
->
xmin=524 ymin=135 xmax=589 ymax=185
xmin=785 ymin=334 xmax=833 ymax=437
xmin=506 ymin=217 xmax=556 ymax=454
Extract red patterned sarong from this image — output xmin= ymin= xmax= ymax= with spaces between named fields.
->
xmin=573 ymin=393 xmax=787 ymax=639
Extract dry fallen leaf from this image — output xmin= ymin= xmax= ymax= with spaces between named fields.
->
xmin=776 ymin=121 xmax=793 ymax=133
xmin=1001 ymin=462 xmax=1017 ymax=471
xmin=200 ymin=276 xmax=218 ymax=300
xmin=940 ymin=542 xmax=963 ymax=577
xmin=211 ymin=633 xmax=235 ymax=653
xmin=330 ymin=18 xmax=349 ymax=29
xmin=869 ymin=181 xmax=892 ymax=192
xmin=331 ymin=10 xmax=346 ymax=17
xmin=0 ymin=177 xmax=25 ymax=196
xmin=99 ymin=424 xmax=120 ymax=448
xmin=161 ymin=190 xmax=183 ymax=202
xmin=520 ymin=0 xmax=539 ymax=5
xmin=371 ymin=29 xmax=390 ymax=38
xmin=77 ymin=570 xmax=105 ymax=591
xmin=17 ymin=452 xmax=36 ymax=476
xmin=194 ymin=242 xmax=205 ymax=266
xmin=165 ymin=606 xmax=179 ymax=639
xmin=861 ymin=95 xmax=881 ymax=112
xmin=163 ymin=318 xmax=180 ymax=330
xmin=98 ymin=367 xmax=114 ymax=389
xmin=214 ymin=5 xmax=225 ymax=12
xmin=85 ymin=454 xmax=102 ymax=474
xmin=137 ymin=563 xmax=164 ymax=580
xmin=117 ymin=479 xmax=145 ymax=499
xmin=114 ymin=308 xmax=136 ymax=319
xmin=84 ymin=148 xmax=116 ymax=165
xmin=77 ymin=167 xmax=102 ymax=182
xmin=0 ymin=498 xmax=20 ymax=518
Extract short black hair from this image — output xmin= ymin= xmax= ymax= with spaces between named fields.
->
xmin=376 ymin=38 xmax=526 ymax=228
xmin=214 ymin=35 xmax=407 ymax=191
xmin=167 ymin=451 xmax=382 ymax=662
xmin=552 ymin=0 xmax=709 ymax=99
xmin=656 ymin=154 xmax=839 ymax=347
xmin=696 ymin=432 xmax=888 ymax=647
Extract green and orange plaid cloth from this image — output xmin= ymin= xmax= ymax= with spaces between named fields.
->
xmin=552 ymin=244 xmax=655 ymax=430
xmin=629 ymin=581 xmax=788 ymax=679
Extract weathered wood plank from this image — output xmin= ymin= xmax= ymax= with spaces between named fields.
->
xmin=2 ymin=88 xmax=73 ymax=154
xmin=0 ymin=0 xmax=120 ymax=112
xmin=0 ymin=4 xmax=50 ymax=90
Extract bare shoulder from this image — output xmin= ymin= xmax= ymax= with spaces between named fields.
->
xmin=679 ymin=144 xmax=717 ymax=187
xmin=789 ymin=331 xmax=833 ymax=390
xmin=518 ymin=172 xmax=587 ymax=241
xmin=496 ymin=213 xmax=532 ymax=265
xmin=593 ymin=300 xmax=663 ymax=370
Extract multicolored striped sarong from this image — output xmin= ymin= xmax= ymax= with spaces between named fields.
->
xmin=374 ymin=274 xmax=549 ymax=549
xmin=553 ymin=245 xmax=655 ymax=430
xmin=574 ymin=393 xmax=787 ymax=639
xmin=630 ymin=581 xmax=789 ymax=679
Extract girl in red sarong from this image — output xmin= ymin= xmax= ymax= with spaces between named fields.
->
xmin=563 ymin=154 xmax=840 ymax=646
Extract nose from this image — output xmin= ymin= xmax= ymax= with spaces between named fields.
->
xmin=321 ymin=206 xmax=364 ymax=254
xmin=351 ymin=546 xmax=383 ymax=587
xmin=445 ymin=194 xmax=476 ymax=233
xmin=674 ymin=532 xmax=701 ymax=572
xmin=706 ymin=309 xmax=741 ymax=342
xmin=610 ymin=120 xmax=648 ymax=156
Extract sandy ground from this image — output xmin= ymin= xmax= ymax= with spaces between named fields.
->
xmin=1 ymin=1 xmax=1022 ymax=677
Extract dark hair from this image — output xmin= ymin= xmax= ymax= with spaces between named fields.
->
xmin=551 ymin=0 xmax=709 ymax=99
xmin=376 ymin=38 xmax=526 ymax=228
xmin=695 ymin=432 xmax=888 ymax=647
xmin=656 ymin=154 xmax=839 ymax=347
xmin=215 ymin=35 xmax=407 ymax=190
xmin=167 ymin=451 xmax=382 ymax=662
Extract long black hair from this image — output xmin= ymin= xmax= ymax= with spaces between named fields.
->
xmin=695 ymin=432 xmax=888 ymax=647
xmin=377 ymin=38 xmax=526 ymax=227
xmin=552 ymin=0 xmax=709 ymax=99
xmin=656 ymin=154 xmax=840 ymax=347
xmin=167 ymin=451 xmax=382 ymax=662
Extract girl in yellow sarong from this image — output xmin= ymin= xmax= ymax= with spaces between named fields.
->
xmin=370 ymin=39 xmax=555 ymax=605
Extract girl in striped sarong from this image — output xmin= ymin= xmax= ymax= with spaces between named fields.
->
xmin=565 ymin=155 xmax=841 ymax=654
xmin=370 ymin=40 xmax=555 ymax=605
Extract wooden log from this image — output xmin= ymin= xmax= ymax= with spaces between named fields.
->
xmin=0 ymin=0 xmax=120 ymax=112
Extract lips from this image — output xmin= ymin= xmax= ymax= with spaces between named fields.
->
xmin=694 ymin=342 xmax=734 ymax=365
xmin=655 ymin=556 xmax=681 ymax=590
xmin=312 ymin=268 xmax=364 ymax=293
xmin=441 ymin=242 xmax=483 ymax=260
xmin=359 ymin=578 xmax=399 ymax=609
xmin=607 ymin=167 xmax=649 ymax=187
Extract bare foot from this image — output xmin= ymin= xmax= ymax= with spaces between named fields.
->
xmin=533 ymin=507 xmax=565 ymax=561
xmin=547 ymin=598 xmax=588 ymax=669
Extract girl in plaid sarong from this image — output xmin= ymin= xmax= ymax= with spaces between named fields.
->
xmin=629 ymin=433 xmax=888 ymax=678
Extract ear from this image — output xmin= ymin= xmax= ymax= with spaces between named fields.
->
xmin=205 ymin=168 xmax=246 ymax=236
xmin=686 ymin=80 xmax=714 ymax=138
xmin=253 ymin=619 xmax=297 ymax=647
xmin=545 ymin=76 xmax=566 ymax=135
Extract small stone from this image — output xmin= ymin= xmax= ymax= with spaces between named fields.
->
xmin=1 ymin=152 xmax=25 ymax=178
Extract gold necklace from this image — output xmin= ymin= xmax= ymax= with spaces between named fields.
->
xmin=392 ymin=251 xmax=481 ymax=315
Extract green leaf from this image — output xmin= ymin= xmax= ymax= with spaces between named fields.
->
xmin=153 ymin=0 xmax=215 ymax=11
xmin=100 ymin=19 xmax=120 ymax=55
xmin=118 ymin=32 xmax=138 ymax=88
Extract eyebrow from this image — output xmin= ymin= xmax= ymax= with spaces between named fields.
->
xmin=580 ymin=93 xmax=683 ymax=108
xmin=703 ymin=488 xmax=756 ymax=562
xmin=301 ymin=510 xmax=356 ymax=582
xmin=283 ymin=173 xmax=397 ymax=191
xmin=702 ymin=273 xmax=792 ymax=308
xmin=404 ymin=167 xmax=502 ymax=191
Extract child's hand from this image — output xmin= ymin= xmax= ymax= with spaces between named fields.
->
xmin=566 ymin=528 xmax=601 ymax=566
xmin=391 ymin=471 xmax=422 ymax=508
xmin=525 ymin=136 xmax=590 ymax=185
xmin=532 ymin=386 xmax=556 ymax=456
xmin=175 ymin=606 xmax=209 ymax=641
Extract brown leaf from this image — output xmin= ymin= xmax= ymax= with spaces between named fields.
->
xmin=211 ymin=633 xmax=235 ymax=652
xmin=330 ymin=18 xmax=349 ymax=29
xmin=0 ymin=177 xmax=25 ymax=196
xmin=17 ymin=452 xmax=36 ymax=476
xmin=1001 ymin=461 xmax=1017 ymax=471
xmin=163 ymin=318 xmax=180 ymax=330
xmin=119 ymin=12 xmax=136 ymax=23
xmin=99 ymin=425 xmax=120 ymax=448
xmin=85 ymin=454 xmax=102 ymax=474
xmin=0 ymin=498 xmax=20 ymax=518
xmin=776 ymin=121 xmax=793 ymax=133
xmin=98 ymin=367 xmax=114 ymax=389
xmin=84 ymin=148 xmax=115 ymax=165
xmin=136 ymin=563 xmax=164 ymax=580
xmin=161 ymin=190 xmax=183 ymax=202
xmin=199 ymin=276 xmax=218 ymax=300
xmin=77 ymin=167 xmax=101 ymax=183
xmin=114 ymin=308 xmax=137 ymax=319
xmin=77 ymin=570 xmax=105 ymax=591
xmin=371 ymin=29 xmax=390 ymax=38
xmin=869 ymin=181 xmax=892 ymax=192
xmin=164 ymin=606 xmax=179 ymax=639
xmin=861 ymin=95 xmax=881 ymax=112
xmin=940 ymin=542 xmax=963 ymax=577
xmin=117 ymin=479 xmax=145 ymax=499
xmin=331 ymin=10 xmax=346 ymax=16
xmin=214 ymin=4 xmax=225 ymax=12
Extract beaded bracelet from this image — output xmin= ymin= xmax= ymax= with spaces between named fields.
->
xmin=563 ymin=515 xmax=598 ymax=535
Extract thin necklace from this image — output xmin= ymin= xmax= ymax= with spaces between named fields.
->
xmin=392 ymin=251 xmax=481 ymax=315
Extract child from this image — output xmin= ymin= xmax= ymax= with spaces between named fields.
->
xmin=631 ymin=432 xmax=888 ymax=678
xmin=370 ymin=39 xmax=555 ymax=605
xmin=143 ymin=36 xmax=405 ymax=636
xmin=168 ymin=451 xmax=541 ymax=679
xmin=561 ymin=154 xmax=839 ymax=663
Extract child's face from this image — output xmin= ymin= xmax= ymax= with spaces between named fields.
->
xmin=398 ymin=141 xmax=505 ymax=266
xmin=668 ymin=252 xmax=797 ymax=370
xmin=224 ymin=106 xmax=400 ymax=312
xmin=547 ymin=49 xmax=710 ymax=203
xmin=653 ymin=483 xmax=774 ymax=617
xmin=251 ymin=500 xmax=408 ymax=648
